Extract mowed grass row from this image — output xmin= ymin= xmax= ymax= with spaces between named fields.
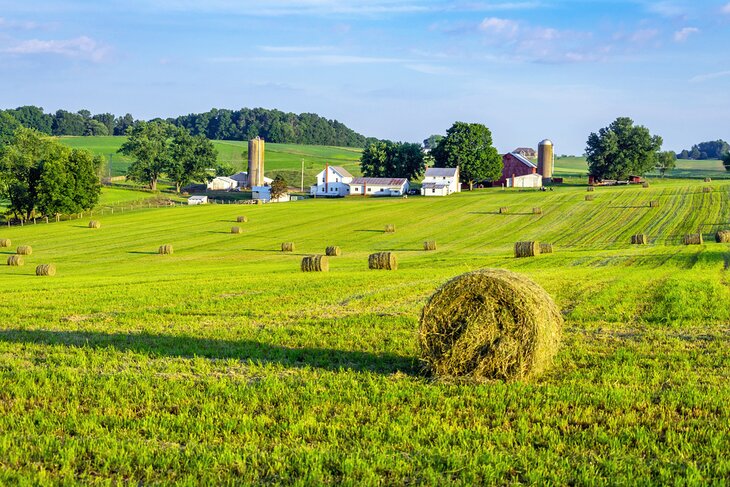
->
xmin=1 ymin=181 xmax=729 ymax=483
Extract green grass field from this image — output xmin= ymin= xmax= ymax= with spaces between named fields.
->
xmin=1 ymin=180 xmax=729 ymax=483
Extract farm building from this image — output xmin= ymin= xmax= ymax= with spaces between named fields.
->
xmin=349 ymin=177 xmax=409 ymax=197
xmin=253 ymin=186 xmax=291 ymax=203
xmin=229 ymin=171 xmax=273 ymax=189
xmin=310 ymin=165 xmax=354 ymax=197
xmin=207 ymin=176 xmax=238 ymax=191
xmin=513 ymin=147 xmax=537 ymax=158
xmin=187 ymin=195 xmax=208 ymax=205
xmin=421 ymin=167 xmax=460 ymax=196
xmin=498 ymin=153 xmax=543 ymax=188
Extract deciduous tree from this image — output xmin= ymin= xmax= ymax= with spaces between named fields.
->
xmin=432 ymin=122 xmax=502 ymax=190
xmin=119 ymin=121 xmax=174 ymax=190
xmin=586 ymin=117 xmax=662 ymax=180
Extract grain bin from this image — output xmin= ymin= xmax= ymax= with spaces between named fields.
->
xmin=537 ymin=139 xmax=554 ymax=182
xmin=247 ymin=137 xmax=265 ymax=188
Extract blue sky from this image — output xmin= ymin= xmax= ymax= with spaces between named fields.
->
xmin=0 ymin=1 xmax=728 ymax=154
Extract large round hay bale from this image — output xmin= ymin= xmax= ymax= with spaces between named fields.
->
xmin=17 ymin=245 xmax=32 ymax=256
xmin=281 ymin=242 xmax=295 ymax=252
xmin=631 ymin=234 xmax=648 ymax=245
xmin=715 ymin=230 xmax=730 ymax=243
xmin=683 ymin=233 xmax=703 ymax=245
xmin=35 ymin=264 xmax=56 ymax=277
xmin=703 ymin=187 xmax=712 ymax=193
xmin=424 ymin=241 xmax=437 ymax=251
xmin=642 ymin=182 xmax=649 ymax=188
xmin=325 ymin=246 xmax=341 ymax=257
xmin=159 ymin=244 xmax=174 ymax=255
xmin=648 ymin=200 xmax=659 ymax=208
xmin=255 ymin=200 xmax=263 ymax=205
xmin=236 ymin=216 xmax=248 ymax=223
xmin=231 ymin=226 xmax=243 ymax=234
xmin=585 ymin=195 xmax=594 ymax=201
xmin=514 ymin=241 xmax=540 ymax=258
xmin=533 ymin=207 xmax=543 ymax=215
xmin=539 ymin=243 xmax=553 ymax=254
xmin=419 ymin=268 xmax=563 ymax=381
xmin=705 ymin=177 xmax=712 ymax=183
xmin=384 ymin=224 xmax=396 ymax=233
xmin=7 ymin=255 xmax=24 ymax=266
xmin=301 ymin=254 xmax=329 ymax=272
xmin=587 ymin=186 xmax=595 ymax=192
xmin=368 ymin=252 xmax=397 ymax=270
xmin=499 ymin=207 xmax=508 ymax=214
xmin=88 ymin=220 xmax=101 ymax=229
xmin=0 ymin=238 xmax=10 ymax=248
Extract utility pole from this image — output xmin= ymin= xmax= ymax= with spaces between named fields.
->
xmin=300 ymin=159 xmax=304 ymax=193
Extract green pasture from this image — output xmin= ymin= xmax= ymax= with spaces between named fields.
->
xmin=1 ymin=179 xmax=729 ymax=483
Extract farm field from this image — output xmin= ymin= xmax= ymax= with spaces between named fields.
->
xmin=1 ymin=181 xmax=729 ymax=483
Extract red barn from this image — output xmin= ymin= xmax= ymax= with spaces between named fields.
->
xmin=497 ymin=153 xmax=542 ymax=188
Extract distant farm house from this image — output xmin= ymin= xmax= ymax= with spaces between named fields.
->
xmin=421 ymin=167 xmax=461 ymax=197
xmin=311 ymin=165 xmax=354 ymax=197
xmin=207 ymin=176 xmax=239 ymax=191
xmin=499 ymin=153 xmax=543 ymax=188
xmin=513 ymin=147 xmax=537 ymax=158
xmin=349 ymin=177 xmax=410 ymax=197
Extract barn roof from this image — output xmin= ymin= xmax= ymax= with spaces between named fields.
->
xmin=507 ymin=153 xmax=537 ymax=168
xmin=330 ymin=166 xmax=353 ymax=178
xmin=424 ymin=167 xmax=458 ymax=178
xmin=422 ymin=182 xmax=450 ymax=189
xmin=350 ymin=177 xmax=408 ymax=186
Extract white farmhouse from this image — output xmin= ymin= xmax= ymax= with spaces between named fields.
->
xmin=207 ymin=176 xmax=238 ymax=191
xmin=349 ymin=177 xmax=410 ymax=197
xmin=310 ymin=165 xmax=354 ymax=197
xmin=420 ymin=167 xmax=460 ymax=196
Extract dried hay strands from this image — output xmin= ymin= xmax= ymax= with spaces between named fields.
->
xmin=7 ymin=255 xmax=24 ymax=266
xmin=368 ymin=252 xmax=397 ymax=270
xmin=88 ymin=220 xmax=101 ymax=229
xmin=649 ymin=200 xmax=659 ymax=208
xmin=514 ymin=241 xmax=540 ymax=258
xmin=0 ymin=238 xmax=10 ymax=248
xmin=384 ymin=224 xmax=396 ymax=233
xmin=281 ymin=242 xmax=295 ymax=252
xmin=325 ymin=246 xmax=341 ymax=257
xmin=539 ymin=243 xmax=553 ymax=254
xmin=35 ymin=264 xmax=56 ymax=276
xmin=533 ymin=207 xmax=543 ymax=215
xmin=231 ymin=226 xmax=243 ymax=234
xmin=17 ymin=245 xmax=32 ymax=255
xmin=301 ymin=254 xmax=329 ymax=272
xmin=683 ymin=233 xmax=703 ymax=245
xmin=642 ymin=182 xmax=650 ymax=188
xmin=236 ymin=216 xmax=248 ymax=223
xmin=499 ymin=207 xmax=509 ymax=214
xmin=419 ymin=268 xmax=563 ymax=381
xmin=158 ymin=244 xmax=174 ymax=255
xmin=423 ymin=241 xmax=437 ymax=251
xmin=631 ymin=234 xmax=648 ymax=245
xmin=585 ymin=195 xmax=595 ymax=201
xmin=715 ymin=230 xmax=730 ymax=243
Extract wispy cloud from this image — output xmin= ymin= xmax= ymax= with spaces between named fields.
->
xmin=674 ymin=27 xmax=698 ymax=42
xmin=3 ymin=36 xmax=110 ymax=62
xmin=259 ymin=45 xmax=334 ymax=53
xmin=690 ymin=70 xmax=730 ymax=83
xmin=211 ymin=54 xmax=407 ymax=65
xmin=722 ymin=2 xmax=730 ymax=14
xmin=646 ymin=1 xmax=688 ymax=19
xmin=0 ymin=17 xmax=49 ymax=30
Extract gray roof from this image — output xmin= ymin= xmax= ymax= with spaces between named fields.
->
xmin=424 ymin=167 xmax=458 ymax=178
xmin=350 ymin=177 xmax=408 ymax=186
xmin=422 ymin=182 xmax=450 ymax=189
xmin=509 ymin=153 xmax=537 ymax=168
xmin=330 ymin=166 xmax=353 ymax=178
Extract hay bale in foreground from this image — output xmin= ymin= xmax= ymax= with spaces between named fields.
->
xmin=325 ymin=246 xmax=341 ymax=257
xmin=539 ymin=243 xmax=553 ymax=254
xmin=649 ymin=200 xmax=659 ymax=208
xmin=683 ymin=233 xmax=703 ymax=245
xmin=88 ymin=220 xmax=101 ymax=229
xmin=17 ymin=245 xmax=32 ymax=256
xmin=281 ymin=242 xmax=295 ymax=252
xmin=0 ymin=238 xmax=10 ymax=248
xmin=642 ymin=182 xmax=649 ymax=188
xmin=703 ymin=187 xmax=712 ymax=193
xmin=514 ymin=241 xmax=540 ymax=258
xmin=533 ymin=207 xmax=543 ymax=215
xmin=424 ymin=241 xmax=437 ymax=251
xmin=231 ymin=226 xmax=243 ymax=234
xmin=384 ymin=224 xmax=396 ymax=233
xmin=7 ymin=255 xmax=24 ymax=266
xmin=499 ymin=207 xmax=508 ymax=214
xmin=705 ymin=177 xmax=712 ymax=183
xmin=585 ymin=195 xmax=594 ymax=201
xmin=715 ymin=230 xmax=730 ymax=243
xmin=236 ymin=216 xmax=248 ymax=223
xmin=158 ymin=244 xmax=174 ymax=255
xmin=631 ymin=234 xmax=648 ymax=245
xmin=419 ymin=268 xmax=563 ymax=381
xmin=35 ymin=264 xmax=56 ymax=277
xmin=301 ymin=255 xmax=329 ymax=272
xmin=368 ymin=252 xmax=397 ymax=270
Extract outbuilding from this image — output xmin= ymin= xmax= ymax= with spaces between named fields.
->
xmin=498 ymin=153 xmax=543 ymax=188
xmin=207 ymin=176 xmax=238 ymax=191
xmin=310 ymin=165 xmax=354 ymax=197
xmin=349 ymin=177 xmax=409 ymax=196
xmin=187 ymin=195 xmax=208 ymax=205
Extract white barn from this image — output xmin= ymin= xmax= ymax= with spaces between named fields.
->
xmin=187 ymin=195 xmax=208 ymax=205
xmin=421 ymin=167 xmax=460 ymax=196
xmin=349 ymin=177 xmax=409 ymax=197
xmin=207 ymin=176 xmax=238 ymax=191
xmin=310 ymin=165 xmax=354 ymax=197
xmin=229 ymin=171 xmax=273 ymax=189
xmin=507 ymin=173 xmax=543 ymax=188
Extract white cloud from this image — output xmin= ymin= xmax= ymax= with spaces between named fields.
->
xmin=479 ymin=17 xmax=520 ymax=38
xmin=212 ymin=54 xmax=406 ymax=65
xmin=646 ymin=1 xmax=687 ymax=18
xmin=690 ymin=70 xmax=730 ymax=83
xmin=259 ymin=45 xmax=334 ymax=53
xmin=722 ymin=3 xmax=730 ymax=14
xmin=3 ymin=36 xmax=109 ymax=62
xmin=674 ymin=27 xmax=698 ymax=42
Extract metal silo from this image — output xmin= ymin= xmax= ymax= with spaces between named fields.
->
xmin=538 ymin=139 xmax=554 ymax=181
xmin=247 ymin=137 xmax=265 ymax=188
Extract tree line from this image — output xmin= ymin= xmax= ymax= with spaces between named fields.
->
xmin=0 ymin=105 xmax=372 ymax=147
xmin=677 ymin=140 xmax=729 ymax=160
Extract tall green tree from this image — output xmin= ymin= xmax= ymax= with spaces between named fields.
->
xmin=359 ymin=141 xmax=425 ymax=180
xmin=655 ymin=151 xmax=676 ymax=178
xmin=167 ymin=128 xmax=218 ymax=193
xmin=0 ymin=112 xmax=21 ymax=150
xmin=269 ymin=175 xmax=288 ymax=200
xmin=586 ymin=117 xmax=663 ymax=180
xmin=722 ymin=152 xmax=730 ymax=172
xmin=118 ymin=121 xmax=174 ymax=190
xmin=432 ymin=122 xmax=502 ymax=190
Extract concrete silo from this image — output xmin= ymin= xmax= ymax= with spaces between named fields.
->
xmin=247 ymin=137 xmax=265 ymax=188
xmin=537 ymin=139 xmax=554 ymax=182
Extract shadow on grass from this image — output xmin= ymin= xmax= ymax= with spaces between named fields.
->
xmin=468 ymin=211 xmax=534 ymax=216
xmin=0 ymin=329 xmax=419 ymax=376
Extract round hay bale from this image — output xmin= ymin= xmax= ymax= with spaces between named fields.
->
xmin=7 ymin=255 xmax=24 ymax=266
xmin=236 ymin=215 xmax=248 ymax=223
xmin=499 ymin=207 xmax=508 ymax=214
xmin=231 ymin=226 xmax=243 ymax=234
xmin=0 ymin=238 xmax=11 ymax=248
xmin=424 ymin=241 xmax=437 ymax=251
xmin=585 ymin=195 xmax=595 ymax=201
xmin=514 ymin=241 xmax=540 ymax=258
xmin=649 ymin=200 xmax=659 ymax=208
xmin=255 ymin=200 xmax=263 ymax=205
xmin=384 ymin=224 xmax=396 ymax=233
xmin=159 ymin=244 xmax=174 ymax=255
xmin=533 ymin=207 xmax=543 ymax=215
xmin=705 ymin=177 xmax=712 ymax=183
xmin=325 ymin=246 xmax=341 ymax=257
xmin=703 ymin=187 xmax=712 ymax=193
xmin=301 ymin=254 xmax=329 ymax=272
xmin=642 ymin=182 xmax=649 ymax=188
xmin=539 ymin=243 xmax=553 ymax=254
xmin=281 ymin=242 xmax=295 ymax=252
xmin=419 ymin=268 xmax=563 ymax=381
xmin=88 ymin=220 xmax=101 ymax=229
xmin=35 ymin=264 xmax=56 ymax=277
xmin=587 ymin=186 xmax=595 ymax=192
xmin=368 ymin=252 xmax=397 ymax=270
xmin=683 ymin=233 xmax=703 ymax=245
xmin=631 ymin=234 xmax=648 ymax=245
xmin=715 ymin=230 xmax=730 ymax=243
xmin=17 ymin=245 xmax=32 ymax=256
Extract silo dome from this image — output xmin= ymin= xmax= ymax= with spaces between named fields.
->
xmin=539 ymin=139 xmax=553 ymax=146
